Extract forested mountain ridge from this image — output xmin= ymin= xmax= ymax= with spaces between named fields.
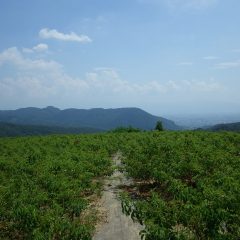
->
xmin=0 ymin=106 xmax=181 ymax=130
xmin=0 ymin=122 xmax=103 ymax=137
xmin=207 ymin=122 xmax=240 ymax=132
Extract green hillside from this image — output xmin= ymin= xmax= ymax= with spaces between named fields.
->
xmin=0 ymin=131 xmax=239 ymax=239
xmin=208 ymin=122 xmax=240 ymax=132
xmin=0 ymin=106 xmax=181 ymax=130
xmin=0 ymin=122 xmax=103 ymax=137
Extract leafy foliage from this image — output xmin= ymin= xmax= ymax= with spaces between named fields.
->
xmin=119 ymin=131 xmax=240 ymax=239
xmin=0 ymin=131 xmax=239 ymax=239
xmin=155 ymin=121 xmax=164 ymax=131
xmin=110 ymin=126 xmax=142 ymax=133
xmin=0 ymin=134 xmax=113 ymax=239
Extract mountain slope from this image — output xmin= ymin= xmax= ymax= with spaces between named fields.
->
xmin=207 ymin=122 xmax=240 ymax=132
xmin=0 ymin=106 xmax=181 ymax=130
xmin=0 ymin=122 xmax=103 ymax=137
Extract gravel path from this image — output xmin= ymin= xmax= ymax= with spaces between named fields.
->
xmin=93 ymin=152 xmax=143 ymax=240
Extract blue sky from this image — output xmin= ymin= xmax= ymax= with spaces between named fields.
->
xmin=0 ymin=0 xmax=240 ymax=115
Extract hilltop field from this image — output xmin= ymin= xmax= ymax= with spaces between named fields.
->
xmin=0 ymin=131 xmax=239 ymax=239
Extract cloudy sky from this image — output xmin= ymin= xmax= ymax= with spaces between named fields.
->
xmin=0 ymin=0 xmax=240 ymax=115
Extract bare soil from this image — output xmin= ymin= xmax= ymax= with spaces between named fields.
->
xmin=93 ymin=152 xmax=143 ymax=240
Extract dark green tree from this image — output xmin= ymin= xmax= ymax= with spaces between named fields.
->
xmin=155 ymin=121 xmax=164 ymax=131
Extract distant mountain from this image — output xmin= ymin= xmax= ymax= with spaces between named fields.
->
xmin=0 ymin=122 xmax=103 ymax=137
xmin=207 ymin=122 xmax=240 ymax=132
xmin=0 ymin=106 xmax=180 ymax=131
xmin=165 ymin=113 xmax=240 ymax=129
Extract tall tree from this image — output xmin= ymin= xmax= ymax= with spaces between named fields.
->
xmin=155 ymin=121 xmax=163 ymax=131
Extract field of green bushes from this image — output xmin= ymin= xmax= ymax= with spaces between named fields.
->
xmin=0 ymin=131 xmax=239 ymax=239
xmin=119 ymin=131 xmax=240 ymax=239
xmin=0 ymin=135 xmax=114 ymax=239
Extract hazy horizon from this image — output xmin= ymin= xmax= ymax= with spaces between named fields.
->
xmin=1 ymin=0 xmax=240 ymax=115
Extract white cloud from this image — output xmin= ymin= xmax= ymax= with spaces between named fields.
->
xmin=33 ymin=43 xmax=48 ymax=52
xmin=39 ymin=28 xmax=92 ymax=43
xmin=0 ymin=46 xmax=226 ymax=109
xmin=182 ymin=79 xmax=222 ymax=91
xmin=215 ymin=60 xmax=240 ymax=69
xmin=0 ymin=47 xmax=62 ymax=72
xmin=22 ymin=43 xmax=48 ymax=54
xmin=203 ymin=56 xmax=218 ymax=60
xmin=22 ymin=48 xmax=34 ymax=54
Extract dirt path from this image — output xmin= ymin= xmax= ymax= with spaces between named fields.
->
xmin=93 ymin=152 xmax=143 ymax=240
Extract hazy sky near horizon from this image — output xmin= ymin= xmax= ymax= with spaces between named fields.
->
xmin=0 ymin=0 xmax=240 ymax=115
